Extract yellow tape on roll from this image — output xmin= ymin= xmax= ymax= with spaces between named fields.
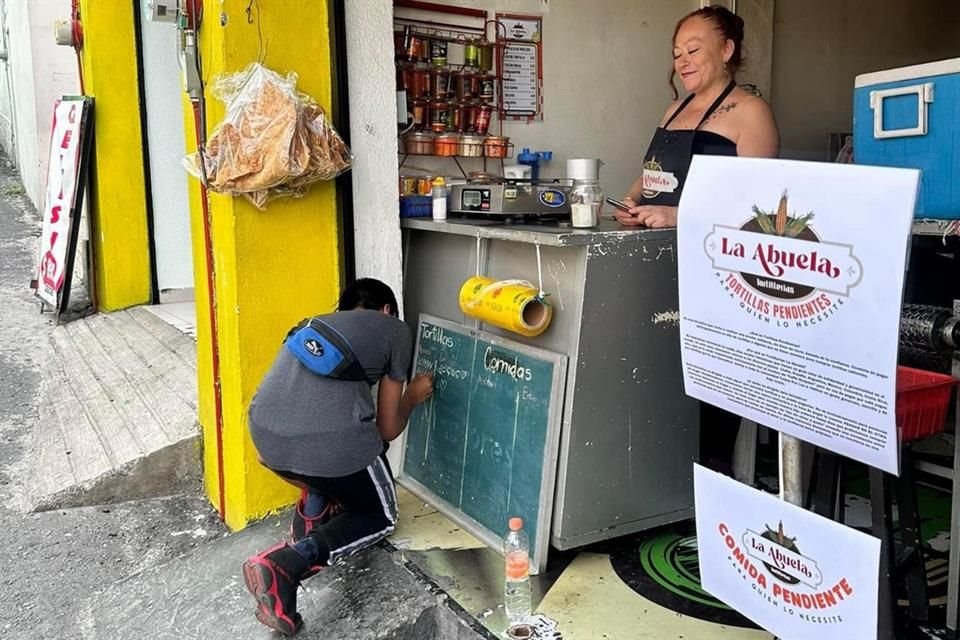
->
xmin=459 ymin=276 xmax=553 ymax=337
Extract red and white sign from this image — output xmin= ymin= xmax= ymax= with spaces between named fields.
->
xmin=678 ymin=156 xmax=918 ymax=474
xmin=36 ymin=98 xmax=85 ymax=308
xmin=695 ymin=465 xmax=881 ymax=639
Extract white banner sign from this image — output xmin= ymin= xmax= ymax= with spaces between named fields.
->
xmin=36 ymin=98 xmax=86 ymax=308
xmin=678 ymin=157 xmax=917 ymax=474
xmin=695 ymin=465 xmax=880 ymax=639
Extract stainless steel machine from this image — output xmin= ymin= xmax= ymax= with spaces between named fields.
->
xmin=448 ymin=179 xmax=573 ymax=223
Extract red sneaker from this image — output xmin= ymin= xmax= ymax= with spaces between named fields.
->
xmin=241 ymin=543 xmax=308 ymax=635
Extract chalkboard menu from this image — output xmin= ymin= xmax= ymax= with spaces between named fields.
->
xmin=399 ymin=315 xmax=567 ymax=574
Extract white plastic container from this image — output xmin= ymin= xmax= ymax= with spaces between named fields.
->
xmin=432 ymin=177 xmax=447 ymax=221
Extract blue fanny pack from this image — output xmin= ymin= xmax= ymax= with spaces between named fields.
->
xmin=284 ymin=318 xmax=369 ymax=384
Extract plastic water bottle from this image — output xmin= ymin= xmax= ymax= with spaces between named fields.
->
xmin=503 ymin=517 xmax=532 ymax=625
xmin=432 ymin=176 xmax=447 ymax=221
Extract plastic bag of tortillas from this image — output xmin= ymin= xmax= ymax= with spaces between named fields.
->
xmin=183 ymin=62 xmax=352 ymax=210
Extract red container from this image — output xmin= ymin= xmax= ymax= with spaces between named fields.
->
xmin=896 ymin=366 xmax=956 ymax=442
xmin=475 ymin=104 xmax=493 ymax=135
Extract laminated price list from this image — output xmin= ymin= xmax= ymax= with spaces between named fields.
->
xmin=501 ymin=43 xmax=538 ymax=115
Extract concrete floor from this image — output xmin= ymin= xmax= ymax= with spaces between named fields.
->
xmin=391 ymin=487 xmax=772 ymax=640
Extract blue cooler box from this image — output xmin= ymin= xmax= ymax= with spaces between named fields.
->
xmin=854 ymin=58 xmax=960 ymax=219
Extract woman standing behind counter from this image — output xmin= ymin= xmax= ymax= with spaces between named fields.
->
xmin=616 ymin=5 xmax=780 ymax=475
xmin=616 ymin=5 xmax=779 ymax=228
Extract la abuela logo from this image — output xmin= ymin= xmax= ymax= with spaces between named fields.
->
xmin=717 ymin=519 xmax=855 ymax=624
xmin=704 ymin=191 xmax=863 ymax=328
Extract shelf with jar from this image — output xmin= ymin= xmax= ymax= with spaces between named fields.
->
xmin=395 ymin=24 xmax=509 ymax=164
xmin=402 ymin=130 xmax=512 ymax=159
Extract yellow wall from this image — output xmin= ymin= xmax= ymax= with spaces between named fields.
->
xmin=188 ymin=0 xmax=342 ymax=530
xmin=78 ymin=0 xmax=152 ymax=310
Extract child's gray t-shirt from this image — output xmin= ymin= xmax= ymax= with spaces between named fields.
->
xmin=249 ymin=309 xmax=412 ymax=478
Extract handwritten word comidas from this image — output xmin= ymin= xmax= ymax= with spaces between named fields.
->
xmin=721 ymin=238 xmax=840 ymax=279
xmin=484 ymin=346 xmax=533 ymax=382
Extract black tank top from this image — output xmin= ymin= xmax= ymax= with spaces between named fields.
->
xmin=638 ymin=81 xmax=737 ymax=206
xmin=692 ymin=130 xmax=737 ymax=157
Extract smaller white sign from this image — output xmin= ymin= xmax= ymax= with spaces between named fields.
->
xmin=502 ymin=17 xmax=541 ymax=42
xmin=695 ymin=465 xmax=880 ymax=640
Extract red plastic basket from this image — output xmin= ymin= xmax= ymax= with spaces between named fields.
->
xmin=896 ymin=366 xmax=957 ymax=442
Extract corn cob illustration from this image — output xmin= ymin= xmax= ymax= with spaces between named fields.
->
xmin=752 ymin=190 xmax=814 ymax=238
xmin=775 ymin=190 xmax=789 ymax=235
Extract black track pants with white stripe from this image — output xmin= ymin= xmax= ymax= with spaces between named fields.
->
xmin=277 ymin=455 xmax=398 ymax=567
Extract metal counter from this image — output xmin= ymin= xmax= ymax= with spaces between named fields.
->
xmin=401 ymin=218 xmax=699 ymax=550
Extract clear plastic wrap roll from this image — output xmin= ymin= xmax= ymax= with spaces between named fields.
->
xmin=458 ymin=276 xmax=552 ymax=337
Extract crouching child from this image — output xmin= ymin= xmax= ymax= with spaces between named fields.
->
xmin=241 ymin=278 xmax=433 ymax=635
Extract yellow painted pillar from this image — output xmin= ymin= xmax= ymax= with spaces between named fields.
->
xmin=78 ymin=0 xmax=152 ymax=310
xmin=187 ymin=0 xmax=343 ymax=530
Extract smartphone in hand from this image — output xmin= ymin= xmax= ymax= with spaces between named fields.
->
xmin=606 ymin=197 xmax=634 ymax=213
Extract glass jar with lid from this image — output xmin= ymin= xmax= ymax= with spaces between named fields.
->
xmin=570 ymin=180 xmax=604 ymax=228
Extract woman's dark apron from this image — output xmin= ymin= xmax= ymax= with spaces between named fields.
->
xmin=640 ymin=80 xmax=742 ymax=473
xmin=639 ymin=80 xmax=737 ymax=206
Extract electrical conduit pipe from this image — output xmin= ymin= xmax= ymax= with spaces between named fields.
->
xmin=183 ymin=0 xmax=227 ymax=523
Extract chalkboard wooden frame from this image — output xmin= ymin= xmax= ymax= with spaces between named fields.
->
xmin=398 ymin=314 xmax=568 ymax=575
